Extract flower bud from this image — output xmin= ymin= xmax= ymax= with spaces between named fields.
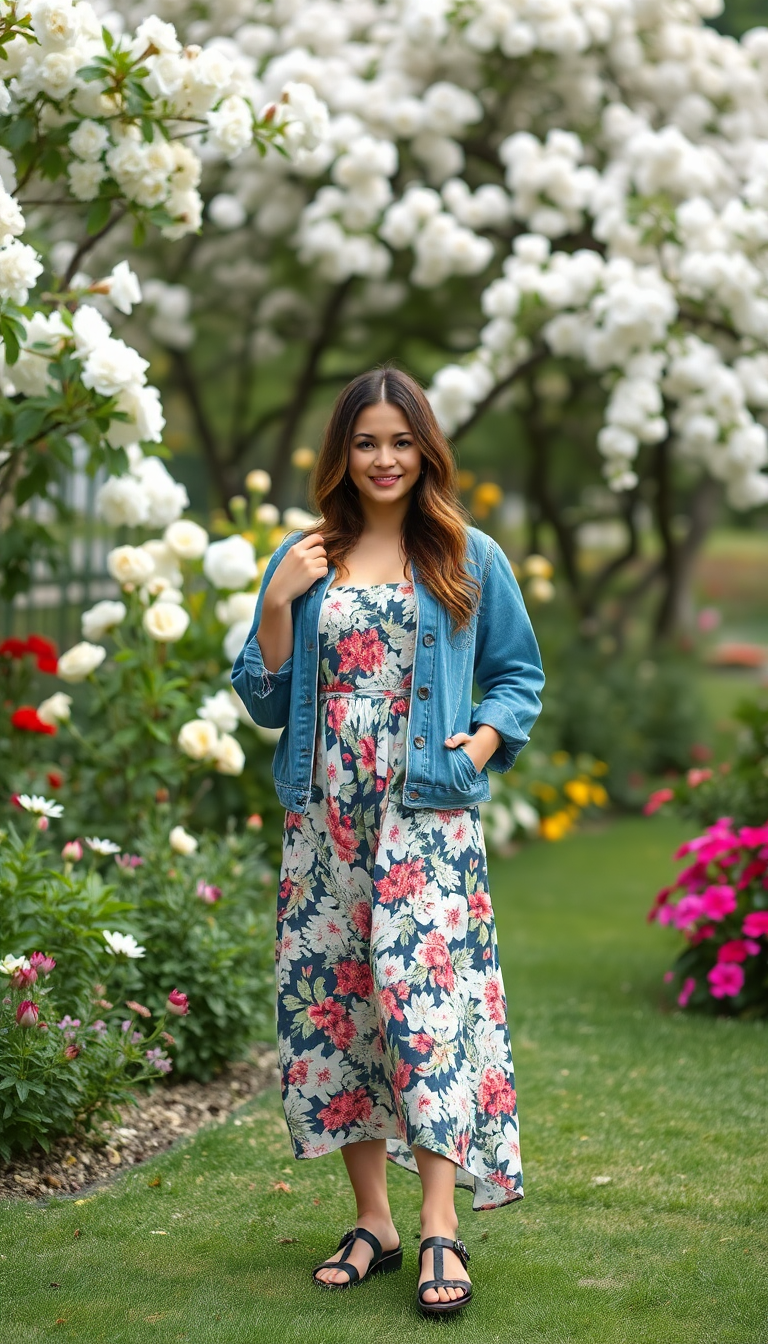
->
xmin=16 ymin=1000 xmax=39 ymax=1027
xmin=62 ymin=839 xmax=83 ymax=861
xmin=246 ymin=812 xmax=263 ymax=830
xmin=167 ymin=988 xmax=190 ymax=1016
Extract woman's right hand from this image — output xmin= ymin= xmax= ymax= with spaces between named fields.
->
xmin=267 ymin=532 xmax=328 ymax=606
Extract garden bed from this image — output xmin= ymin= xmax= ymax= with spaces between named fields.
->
xmin=0 ymin=1042 xmax=278 ymax=1203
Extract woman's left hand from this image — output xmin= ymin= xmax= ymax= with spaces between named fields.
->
xmin=444 ymin=726 xmax=502 ymax=772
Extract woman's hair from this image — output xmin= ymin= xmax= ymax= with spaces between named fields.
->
xmin=298 ymin=366 xmax=482 ymax=634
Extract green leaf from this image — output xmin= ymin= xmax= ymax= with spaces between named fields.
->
xmin=4 ymin=116 xmax=34 ymax=150
xmin=12 ymin=402 xmax=49 ymax=446
xmin=86 ymin=197 xmax=112 ymax=235
xmin=15 ymin=458 xmax=51 ymax=506
xmin=15 ymin=1080 xmax=29 ymax=1103
xmin=0 ymin=1075 xmax=16 ymax=1090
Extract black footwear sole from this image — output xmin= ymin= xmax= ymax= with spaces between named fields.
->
xmin=418 ymin=1288 xmax=473 ymax=1316
xmin=313 ymin=1245 xmax=403 ymax=1289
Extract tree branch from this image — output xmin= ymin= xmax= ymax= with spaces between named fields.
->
xmin=170 ymin=348 xmax=232 ymax=504
xmin=63 ymin=206 xmax=130 ymax=287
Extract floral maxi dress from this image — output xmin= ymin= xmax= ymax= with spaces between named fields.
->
xmin=275 ymin=581 xmax=523 ymax=1210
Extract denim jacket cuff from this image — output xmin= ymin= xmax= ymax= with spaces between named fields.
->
xmin=469 ymin=703 xmax=529 ymax=773
xmin=242 ymin=636 xmax=293 ymax=698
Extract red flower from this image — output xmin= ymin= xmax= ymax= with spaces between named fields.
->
xmin=350 ymin=901 xmax=372 ymax=938
xmin=483 ymin=976 xmax=506 ymax=1023
xmin=478 ymin=1066 xmax=516 ymax=1117
xmin=643 ymin=788 xmax=674 ymax=816
xmin=416 ymin=930 xmax=455 ymax=991
xmin=47 ymin=771 xmax=64 ymax=789
xmin=326 ymin=794 xmax=361 ymax=864
xmin=334 ymin=959 xmax=374 ymax=998
xmin=469 ymin=890 xmax=492 ymax=922
xmin=307 ymin=997 xmax=357 ymax=1050
xmin=411 ymin=1031 xmax=434 ymax=1054
xmin=391 ymin=1059 xmax=412 ymax=1096
xmin=378 ymin=980 xmax=410 ymax=1023
xmin=11 ymin=706 xmax=56 ymax=735
xmin=317 ymin=1086 xmax=372 ymax=1132
xmin=336 ymin=628 xmax=386 ymax=675
xmin=287 ymin=1058 xmax=309 ymax=1086
xmin=375 ymin=856 xmax=427 ymax=905
xmin=0 ymin=638 xmax=28 ymax=659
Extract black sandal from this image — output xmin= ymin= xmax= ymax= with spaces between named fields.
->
xmin=417 ymin=1235 xmax=472 ymax=1316
xmin=312 ymin=1226 xmax=403 ymax=1289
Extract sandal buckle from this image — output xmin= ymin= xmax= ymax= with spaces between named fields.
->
xmin=454 ymin=1237 xmax=470 ymax=1265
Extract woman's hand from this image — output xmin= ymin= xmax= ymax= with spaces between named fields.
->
xmin=268 ymin=532 xmax=328 ymax=606
xmin=444 ymin=725 xmax=502 ymax=772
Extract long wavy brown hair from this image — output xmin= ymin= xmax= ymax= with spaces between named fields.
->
xmin=296 ymin=366 xmax=482 ymax=635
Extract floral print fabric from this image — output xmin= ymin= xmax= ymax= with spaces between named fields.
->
xmin=275 ymin=581 xmax=523 ymax=1210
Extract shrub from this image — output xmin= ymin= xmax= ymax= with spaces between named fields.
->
xmin=480 ymin=748 xmax=609 ymax=855
xmin=648 ymin=819 xmax=768 ymax=1018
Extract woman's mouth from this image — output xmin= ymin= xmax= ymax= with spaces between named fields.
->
xmin=370 ymin=475 xmax=401 ymax=486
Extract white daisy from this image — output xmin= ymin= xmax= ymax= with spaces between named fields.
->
xmin=18 ymin=794 xmax=64 ymax=818
xmin=86 ymin=837 xmax=121 ymax=855
xmin=102 ymin=930 xmax=146 ymax=958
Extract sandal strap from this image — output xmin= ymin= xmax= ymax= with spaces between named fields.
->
xmin=418 ymin=1235 xmax=470 ymax=1271
xmin=349 ymin=1226 xmax=383 ymax=1265
xmin=419 ymin=1279 xmax=471 ymax=1297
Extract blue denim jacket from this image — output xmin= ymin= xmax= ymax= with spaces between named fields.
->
xmin=230 ymin=525 xmax=545 ymax=814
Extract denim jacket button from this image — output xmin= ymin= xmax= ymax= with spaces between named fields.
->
xmin=413 ymin=735 xmax=425 ymax=748
xmin=422 ymin=633 xmax=434 ymax=646
xmin=417 ymin=686 xmax=429 ymax=699
xmin=408 ymin=789 xmax=419 ymax=798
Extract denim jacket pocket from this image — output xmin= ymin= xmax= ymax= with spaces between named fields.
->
xmin=455 ymin=743 xmax=482 ymax=779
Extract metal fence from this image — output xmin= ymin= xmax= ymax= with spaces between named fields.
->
xmin=1 ymin=448 xmax=122 ymax=651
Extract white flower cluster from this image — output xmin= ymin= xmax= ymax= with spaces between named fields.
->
xmin=1 ymin=3 xmax=331 ymax=239
xmin=96 ymin=444 xmax=189 ymax=527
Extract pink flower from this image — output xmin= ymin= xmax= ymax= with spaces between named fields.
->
xmin=10 ymin=965 xmax=37 ymax=990
xmin=697 ymin=607 xmax=721 ymax=632
xmin=29 ymin=952 xmax=56 ymax=976
xmin=700 ymin=885 xmax=737 ymax=921
xmin=677 ymin=976 xmax=696 ymax=1007
xmin=196 ymin=880 xmax=222 ymax=904
xmin=62 ymin=839 xmax=83 ymax=862
xmin=687 ymin=768 xmax=713 ymax=788
xmin=717 ymin=939 xmax=761 ymax=963
xmin=742 ymin=911 xmax=768 ymax=938
xmin=644 ymin=788 xmax=674 ymax=816
xmin=707 ymin=962 xmax=745 ymax=999
xmin=738 ymin=825 xmax=768 ymax=847
xmin=663 ymin=970 xmax=675 ymax=983
xmin=246 ymin=813 xmax=263 ymax=830
xmin=167 ymin=988 xmax=189 ymax=1016
xmin=671 ymin=894 xmax=704 ymax=929
xmin=16 ymin=1000 xmax=39 ymax=1027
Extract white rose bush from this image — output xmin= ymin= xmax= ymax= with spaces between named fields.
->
xmin=0 ymin=0 xmax=329 ymax=598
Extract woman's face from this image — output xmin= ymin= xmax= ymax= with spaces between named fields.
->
xmin=347 ymin=401 xmax=423 ymax=509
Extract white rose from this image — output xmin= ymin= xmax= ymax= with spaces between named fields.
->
xmin=245 ymin=468 xmax=271 ymax=495
xmin=0 ymin=239 xmax=44 ymax=304
xmin=203 ymin=534 xmax=258 ymax=590
xmin=131 ymin=456 xmax=189 ymax=527
xmin=107 ymin=544 xmax=156 ymax=587
xmin=140 ymin=539 xmax=182 ymax=587
xmin=214 ymin=591 xmax=257 ymax=627
xmin=178 ymin=719 xmax=219 ymax=760
xmin=37 ymin=691 xmax=72 ymax=725
xmin=143 ymin=601 xmax=190 ymax=642
xmin=81 ymin=599 xmax=126 ymax=641
xmin=197 ymin=689 xmax=240 ymax=733
xmin=169 ymin=825 xmax=197 ymax=855
xmin=68 ymin=119 xmax=109 ymax=161
xmin=57 ymin=642 xmax=106 ymax=682
xmin=95 ymin=474 xmax=149 ymax=527
xmin=81 ymin=338 xmax=150 ymax=396
xmin=213 ymin=732 xmax=246 ymax=776
xmin=105 ymin=260 xmax=142 ymax=315
xmin=164 ymin=518 xmax=209 ymax=559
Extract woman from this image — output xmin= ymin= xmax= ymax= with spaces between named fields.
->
xmin=231 ymin=367 xmax=544 ymax=1316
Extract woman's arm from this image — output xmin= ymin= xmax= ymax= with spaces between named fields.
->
xmin=468 ymin=538 xmax=546 ymax=773
xmin=230 ymin=538 xmax=296 ymax=730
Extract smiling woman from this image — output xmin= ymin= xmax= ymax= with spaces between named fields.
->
xmin=231 ymin=365 xmax=545 ymax=1318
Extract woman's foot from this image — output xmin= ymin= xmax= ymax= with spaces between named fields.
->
xmin=313 ymin=1212 xmax=400 ymax=1286
xmin=418 ymin=1215 xmax=472 ymax=1304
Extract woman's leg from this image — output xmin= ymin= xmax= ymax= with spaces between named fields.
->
xmin=413 ymin=1146 xmax=472 ymax=1304
xmin=314 ymin=1139 xmax=400 ymax=1284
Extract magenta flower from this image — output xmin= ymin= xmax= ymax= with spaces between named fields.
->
xmin=16 ymin=1000 xmax=39 ymax=1027
xmin=717 ymin=939 xmax=761 ymax=964
xmin=166 ymin=988 xmax=189 ymax=1016
xmin=738 ymin=825 xmax=768 ymax=848
xmin=672 ymin=894 xmax=705 ymax=929
xmin=29 ymin=952 xmax=56 ymax=975
xmin=707 ymin=962 xmax=745 ymax=998
xmin=677 ymin=977 xmax=696 ymax=1007
xmin=196 ymin=880 xmax=222 ymax=904
xmin=742 ymin=911 xmax=768 ymax=938
xmin=700 ymin=884 xmax=737 ymax=921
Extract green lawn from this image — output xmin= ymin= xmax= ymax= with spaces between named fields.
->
xmin=2 ymin=816 xmax=766 ymax=1343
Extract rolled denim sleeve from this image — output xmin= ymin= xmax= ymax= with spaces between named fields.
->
xmin=230 ymin=535 xmax=297 ymax=730
xmin=469 ymin=539 xmax=545 ymax=773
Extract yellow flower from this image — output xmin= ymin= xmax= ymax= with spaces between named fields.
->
xmin=523 ymin=554 xmax=554 ymax=580
xmin=564 ymin=779 xmax=591 ymax=807
xmin=530 ymin=780 xmax=558 ymax=802
xmin=473 ymin=482 xmax=503 ymax=507
xmin=551 ymin=750 xmax=571 ymax=767
xmin=457 ymin=470 xmax=476 ymax=491
xmin=292 ymin=446 xmax=316 ymax=471
xmin=589 ymin=783 xmax=609 ymax=807
xmin=539 ymin=811 xmax=573 ymax=841
xmin=591 ymin=760 xmax=609 ymax=776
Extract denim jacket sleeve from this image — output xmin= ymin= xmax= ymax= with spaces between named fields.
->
xmin=469 ymin=537 xmax=545 ymax=773
xmin=229 ymin=536 xmax=297 ymax=730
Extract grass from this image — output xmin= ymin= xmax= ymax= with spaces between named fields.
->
xmin=1 ymin=815 xmax=766 ymax=1343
